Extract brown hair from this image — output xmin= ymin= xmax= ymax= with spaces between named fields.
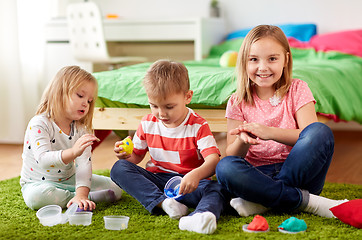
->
xmin=143 ymin=59 xmax=190 ymax=99
xmin=235 ymin=25 xmax=293 ymax=105
xmin=36 ymin=66 xmax=98 ymax=132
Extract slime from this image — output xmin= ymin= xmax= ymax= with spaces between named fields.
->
xmin=278 ymin=217 xmax=307 ymax=233
xmin=247 ymin=215 xmax=269 ymax=231
xmin=164 ymin=186 xmax=180 ymax=198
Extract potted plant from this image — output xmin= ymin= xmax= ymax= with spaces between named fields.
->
xmin=210 ymin=0 xmax=220 ymax=17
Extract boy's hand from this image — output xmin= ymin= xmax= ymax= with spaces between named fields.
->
xmin=178 ymin=171 xmax=200 ymax=195
xmin=114 ymin=137 xmax=132 ymax=159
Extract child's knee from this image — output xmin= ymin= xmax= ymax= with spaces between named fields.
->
xmin=110 ymin=159 xmax=135 ymax=184
xmin=216 ymin=156 xmax=238 ymax=179
xmin=23 ymin=184 xmax=58 ymax=210
xmin=301 ymin=122 xmax=334 ymax=150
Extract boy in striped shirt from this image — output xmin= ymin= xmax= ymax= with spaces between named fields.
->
xmin=110 ymin=60 xmax=227 ymax=234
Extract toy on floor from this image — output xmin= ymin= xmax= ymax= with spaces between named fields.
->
xmin=278 ymin=217 xmax=307 ymax=234
xmin=242 ymin=215 xmax=269 ymax=233
xmin=118 ymin=137 xmax=134 ymax=155
xmin=330 ymin=199 xmax=362 ymax=229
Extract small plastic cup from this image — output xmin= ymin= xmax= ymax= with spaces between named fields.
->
xmin=60 ymin=202 xmax=78 ymax=224
xmin=36 ymin=205 xmax=62 ymax=226
xmin=104 ymin=216 xmax=130 ymax=230
xmin=164 ymin=176 xmax=184 ymax=200
xmin=68 ymin=212 xmax=93 ymax=226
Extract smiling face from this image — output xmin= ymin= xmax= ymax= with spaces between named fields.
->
xmin=64 ymin=81 xmax=96 ymax=124
xmin=247 ymin=37 xmax=288 ymax=98
xmin=148 ymin=90 xmax=193 ymax=128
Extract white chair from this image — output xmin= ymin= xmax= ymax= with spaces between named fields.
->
xmin=66 ymin=2 xmax=147 ymax=70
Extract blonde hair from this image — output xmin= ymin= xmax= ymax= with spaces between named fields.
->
xmin=143 ymin=59 xmax=190 ymax=99
xmin=235 ymin=25 xmax=293 ymax=105
xmin=36 ymin=66 xmax=98 ymax=132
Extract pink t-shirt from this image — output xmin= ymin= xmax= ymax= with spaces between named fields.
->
xmin=226 ymin=79 xmax=316 ymax=166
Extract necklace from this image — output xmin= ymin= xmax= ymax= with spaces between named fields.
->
xmin=269 ymin=93 xmax=281 ymax=107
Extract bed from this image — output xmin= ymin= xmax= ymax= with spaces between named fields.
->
xmin=92 ymin=26 xmax=362 ymax=133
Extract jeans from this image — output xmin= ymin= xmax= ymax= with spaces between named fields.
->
xmin=216 ymin=122 xmax=334 ymax=212
xmin=110 ymin=159 xmax=227 ymax=219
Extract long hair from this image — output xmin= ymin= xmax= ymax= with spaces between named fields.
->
xmin=235 ymin=25 xmax=293 ymax=105
xmin=36 ymin=66 xmax=98 ymax=132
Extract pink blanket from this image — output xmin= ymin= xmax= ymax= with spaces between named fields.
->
xmin=289 ymin=29 xmax=362 ymax=58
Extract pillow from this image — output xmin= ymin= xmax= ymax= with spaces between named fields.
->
xmin=330 ymin=199 xmax=362 ymax=229
xmin=309 ymin=29 xmax=362 ymax=57
xmin=226 ymin=23 xmax=317 ymax=42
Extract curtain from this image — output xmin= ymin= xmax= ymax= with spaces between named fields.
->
xmin=0 ymin=0 xmax=51 ymax=143
xmin=0 ymin=0 xmax=25 ymax=143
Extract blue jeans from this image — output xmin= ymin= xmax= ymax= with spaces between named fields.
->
xmin=216 ymin=122 xmax=334 ymax=212
xmin=110 ymin=160 xmax=227 ymax=219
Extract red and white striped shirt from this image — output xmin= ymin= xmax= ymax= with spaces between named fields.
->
xmin=133 ymin=108 xmax=220 ymax=174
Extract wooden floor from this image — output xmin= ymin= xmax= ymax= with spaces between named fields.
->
xmin=1 ymin=130 xmax=361 ymax=185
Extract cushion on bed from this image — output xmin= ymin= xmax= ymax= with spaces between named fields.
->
xmin=226 ymin=23 xmax=317 ymax=42
xmin=289 ymin=29 xmax=362 ymax=57
xmin=309 ymin=29 xmax=362 ymax=57
xmin=330 ymin=199 xmax=362 ymax=229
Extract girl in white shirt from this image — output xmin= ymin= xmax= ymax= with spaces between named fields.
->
xmin=20 ymin=66 xmax=122 ymax=211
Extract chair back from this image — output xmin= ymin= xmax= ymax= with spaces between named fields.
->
xmin=66 ymin=2 xmax=110 ymax=62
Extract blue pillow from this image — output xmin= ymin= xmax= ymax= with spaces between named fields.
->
xmin=226 ymin=23 xmax=317 ymax=42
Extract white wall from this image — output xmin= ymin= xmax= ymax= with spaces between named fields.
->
xmin=52 ymin=0 xmax=212 ymax=19
xmin=219 ymin=0 xmax=362 ymax=34
xmin=71 ymin=0 xmax=361 ymax=35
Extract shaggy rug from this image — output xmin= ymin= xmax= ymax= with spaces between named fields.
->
xmin=0 ymin=170 xmax=361 ymax=240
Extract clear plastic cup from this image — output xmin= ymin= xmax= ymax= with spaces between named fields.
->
xmin=164 ymin=176 xmax=184 ymax=200
xmin=104 ymin=216 xmax=130 ymax=230
xmin=68 ymin=212 xmax=93 ymax=226
xmin=36 ymin=205 xmax=62 ymax=226
xmin=60 ymin=202 xmax=78 ymax=224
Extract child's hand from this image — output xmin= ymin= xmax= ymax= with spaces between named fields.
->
xmin=230 ymin=123 xmax=259 ymax=145
xmin=67 ymin=195 xmax=96 ymax=211
xmin=239 ymin=122 xmax=270 ymax=141
xmin=178 ymin=171 xmax=200 ymax=195
xmin=72 ymin=134 xmax=100 ymax=157
xmin=114 ymin=136 xmax=132 ymax=159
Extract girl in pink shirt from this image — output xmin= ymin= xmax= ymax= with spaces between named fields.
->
xmin=216 ymin=25 xmax=347 ymax=218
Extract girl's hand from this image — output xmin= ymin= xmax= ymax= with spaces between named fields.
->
xmin=230 ymin=123 xmax=259 ymax=145
xmin=67 ymin=195 xmax=96 ymax=211
xmin=239 ymin=122 xmax=271 ymax=141
xmin=114 ymin=136 xmax=132 ymax=159
xmin=178 ymin=171 xmax=200 ymax=195
xmin=72 ymin=134 xmax=100 ymax=158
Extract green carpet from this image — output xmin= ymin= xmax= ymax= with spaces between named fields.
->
xmin=1 ymin=170 xmax=361 ymax=240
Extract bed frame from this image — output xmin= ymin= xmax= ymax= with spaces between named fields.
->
xmin=93 ymin=107 xmax=330 ymax=132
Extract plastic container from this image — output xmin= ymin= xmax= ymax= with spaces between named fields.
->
xmin=36 ymin=205 xmax=62 ymax=226
xmin=164 ymin=176 xmax=184 ymax=200
xmin=60 ymin=202 xmax=78 ymax=224
xmin=104 ymin=216 xmax=130 ymax=230
xmin=68 ymin=212 xmax=93 ymax=226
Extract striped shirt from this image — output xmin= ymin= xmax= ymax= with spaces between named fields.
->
xmin=133 ymin=108 xmax=220 ymax=174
